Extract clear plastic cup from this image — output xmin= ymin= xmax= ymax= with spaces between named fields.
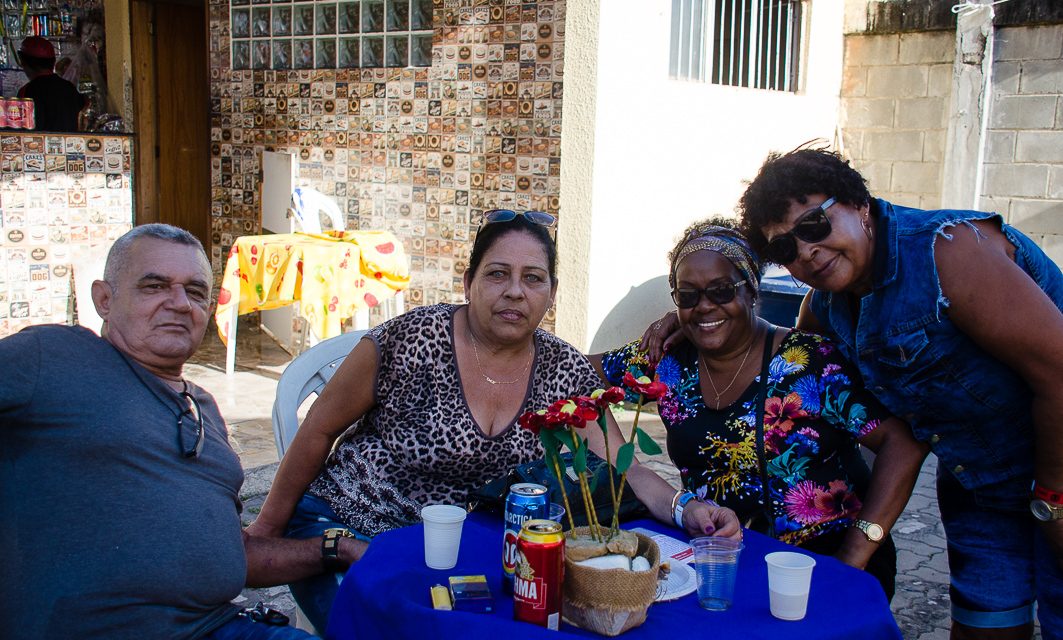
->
xmin=547 ymin=503 xmax=565 ymax=523
xmin=421 ymin=504 xmax=467 ymax=570
xmin=764 ymin=551 xmax=816 ymax=620
xmin=691 ymin=536 xmax=744 ymax=611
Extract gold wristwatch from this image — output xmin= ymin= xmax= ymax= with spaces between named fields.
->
xmin=322 ymin=527 xmax=355 ymax=572
xmin=853 ymin=519 xmax=885 ymax=543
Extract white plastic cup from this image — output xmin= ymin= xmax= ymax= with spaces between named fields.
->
xmin=764 ymin=551 xmax=816 ymax=620
xmin=691 ymin=536 xmax=744 ymax=611
xmin=421 ymin=504 xmax=467 ymax=570
xmin=547 ymin=503 xmax=565 ymax=523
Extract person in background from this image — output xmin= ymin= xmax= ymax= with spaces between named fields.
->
xmin=16 ymin=36 xmax=85 ymax=132
xmin=56 ymin=9 xmax=109 ymax=118
xmin=246 ymin=211 xmax=742 ymax=635
xmin=595 ymin=219 xmax=926 ymax=600
xmin=0 ymin=224 xmax=321 ymax=639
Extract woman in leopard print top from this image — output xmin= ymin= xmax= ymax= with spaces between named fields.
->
xmin=247 ymin=213 xmax=740 ymax=633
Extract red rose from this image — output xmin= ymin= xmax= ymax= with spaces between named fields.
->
xmin=622 ymin=372 xmax=667 ymax=401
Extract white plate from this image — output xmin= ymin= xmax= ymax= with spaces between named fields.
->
xmin=656 ymin=561 xmax=698 ymax=601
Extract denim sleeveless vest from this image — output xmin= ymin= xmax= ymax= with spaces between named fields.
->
xmin=809 ymin=199 xmax=1063 ymax=490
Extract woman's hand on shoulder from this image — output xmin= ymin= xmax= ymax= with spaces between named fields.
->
xmin=682 ymin=500 xmax=742 ymax=540
xmin=639 ymin=310 xmax=682 ymax=365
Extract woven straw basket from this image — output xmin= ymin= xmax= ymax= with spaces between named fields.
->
xmin=562 ymin=529 xmax=661 ymax=636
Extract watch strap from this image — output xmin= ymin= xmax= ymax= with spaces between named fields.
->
xmin=1033 ymin=483 xmax=1063 ymax=505
xmin=322 ymin=528 xmax=354 ymax=572
xmin=673 ymin=491 xmax=697 ymax=528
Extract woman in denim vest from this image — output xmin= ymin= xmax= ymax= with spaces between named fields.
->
xmin=726 ymin=148 xmax=1062 ymax=640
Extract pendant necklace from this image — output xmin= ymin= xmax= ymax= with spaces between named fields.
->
xmin=468 ymin=329 xmax=532 ymax=385
xmin=700 ymin=332 xmax=756 ymax=410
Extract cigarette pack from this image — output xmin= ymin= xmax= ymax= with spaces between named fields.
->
xmin=448 ymin=575 xmax=494 ymax=613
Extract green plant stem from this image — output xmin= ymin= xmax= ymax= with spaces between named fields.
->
xmin=579 ymin=475 xmax=600 ymax=541
xmin=610 ymin=394 xmax=644 ymax=531
xmin=570 ymin=434 xmax=602 ymax=540
xmin=600 ymin=414 xmax=618 ymax=538
xmin=549 ymin=455 xmax=578 ymax=533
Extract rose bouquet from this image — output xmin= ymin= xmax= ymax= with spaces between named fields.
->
xmin=518 ymin=372 xmax=670 ymax=635
xmin=517 ymin=373 xmax=668 ymax=543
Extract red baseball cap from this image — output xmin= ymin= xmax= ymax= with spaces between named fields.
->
xmin=19 ymin=36 xmax=56 ymax=59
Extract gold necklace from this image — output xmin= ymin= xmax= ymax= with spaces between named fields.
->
xmin=699 ymin=332 xmax=756 ymax=410
xmin=468 ymin=329 xmax=532 ymax=385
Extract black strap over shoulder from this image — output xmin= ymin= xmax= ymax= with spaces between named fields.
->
xmin=754 ymin=326 xmax=778 ymax=538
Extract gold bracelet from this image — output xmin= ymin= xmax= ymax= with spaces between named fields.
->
xmin=670 ymin=489 xmax=683 ymax=522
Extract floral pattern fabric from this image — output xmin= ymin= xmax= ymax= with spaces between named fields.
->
xmin=601 ymin=331 xmax=891 ymax=546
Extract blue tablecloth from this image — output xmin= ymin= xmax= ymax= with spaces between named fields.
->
xmin=326 ymin=513 xmax=901 ymax=640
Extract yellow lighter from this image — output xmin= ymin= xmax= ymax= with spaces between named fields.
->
xmin=430 ymin=584 xmax=452 ymax=611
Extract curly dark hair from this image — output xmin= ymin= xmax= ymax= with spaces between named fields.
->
xmin=738 ymin=147 xmax=870 ymax=258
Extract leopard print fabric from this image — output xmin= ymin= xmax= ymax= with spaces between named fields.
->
xmin=308 ymin=303 xmax=600 ymax=537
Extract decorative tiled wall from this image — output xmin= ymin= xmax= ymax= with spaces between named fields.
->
xmin=0 ymin=133 xmax=134 ymax=338
xmin=207 ymin=0 xmax=567 ymax=328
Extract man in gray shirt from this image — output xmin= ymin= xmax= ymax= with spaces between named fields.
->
xmin=0 ymin=224 xmax=362 ymax=639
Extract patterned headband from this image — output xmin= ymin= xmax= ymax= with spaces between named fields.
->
xmin=670 ymin=227 xmax=761 ymax=293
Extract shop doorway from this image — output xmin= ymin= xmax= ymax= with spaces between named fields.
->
xmin=131 ymin=0 xmax=210 ymax=250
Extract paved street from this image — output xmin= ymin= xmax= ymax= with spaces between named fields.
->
xmin=189 ymin=327 xmax=1041 ymax=638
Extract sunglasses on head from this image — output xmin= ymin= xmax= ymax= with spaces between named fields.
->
xmin=762 ymin=197 xmax=836 ymax=265
xmin=479 ymin=209 xmax=557 ymax=230
xmin=671 ymin=281 xmax=747 ymax=309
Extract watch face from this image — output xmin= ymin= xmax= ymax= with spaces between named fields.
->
xmin=1031 ymin=499 xmax=1061 ymax=521
xmin=867 ymin=523 xmax=884 ymax=541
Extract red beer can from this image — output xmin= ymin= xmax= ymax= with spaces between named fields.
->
xmin=6 ymin=98 xmax=23 ymax=129
xmin=513 ymin=519 xmax=564 ymax=630
xmin=21 ymin=99 xmax=35 ymax=130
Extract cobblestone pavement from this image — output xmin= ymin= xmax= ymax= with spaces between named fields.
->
xmin=187 ymin=332 xmax=1041 ymax=639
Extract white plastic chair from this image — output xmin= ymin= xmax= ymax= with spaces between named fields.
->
xmin=271 ymin=330 xmax=367 ymax=458
xmin=290 ymin=187 xmax=345 ymax=234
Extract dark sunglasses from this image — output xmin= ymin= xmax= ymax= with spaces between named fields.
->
xmin=671 ymin=281 xmax=748 ymax=309
xmin=178 ymin=387 xmax=205 ymax=459
xmin=479 ymin=209 xmax=557 ymax=230
xmin=762 ymin=197 xmax=836 ymax=264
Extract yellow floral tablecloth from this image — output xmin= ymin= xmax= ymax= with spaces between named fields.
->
xmin=215 ymin=231 xmax=409 ymax=345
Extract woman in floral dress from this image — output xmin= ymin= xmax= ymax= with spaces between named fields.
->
xmin=595 ymin=221 xmax=927 ymax=600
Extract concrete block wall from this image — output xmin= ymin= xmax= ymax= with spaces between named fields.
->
xmin=983 ymin=25 xmax=1063 ymax=265
xmin=840 ymin=31 xmax=953 ymax=210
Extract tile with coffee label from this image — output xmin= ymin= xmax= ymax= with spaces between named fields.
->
xmin=0 ymin=134 xmax=133 ymax=339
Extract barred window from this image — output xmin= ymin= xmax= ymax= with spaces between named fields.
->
xmin=670 ymin=0 xmax=803 ymax=92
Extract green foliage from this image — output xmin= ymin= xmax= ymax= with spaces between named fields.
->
xmin=615 ymin=442 xmax=635 ymax=475
xmin=571 ymin=436 xmax=588 ymax=475
xmin=635 ymin=427 xmax=662 ymax=455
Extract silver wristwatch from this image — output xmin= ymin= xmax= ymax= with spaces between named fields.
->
xmin=1030 ymin=499 xmax=1063 ymax=522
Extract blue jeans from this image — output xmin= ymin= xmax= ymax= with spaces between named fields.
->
xmin=284 ymin=494 xmax=372 ymax=636
xmin=203 ymin=614 xmax=317 ymax=640
xmin=938 ymin=470 xmax=1063 ymax=637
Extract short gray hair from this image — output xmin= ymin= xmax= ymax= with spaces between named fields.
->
xmin=103 ymin=224 xmax=208 ymax=283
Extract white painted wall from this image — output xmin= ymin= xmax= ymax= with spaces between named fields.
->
xmin=562 ymin=0 xmax=846 ymax=352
